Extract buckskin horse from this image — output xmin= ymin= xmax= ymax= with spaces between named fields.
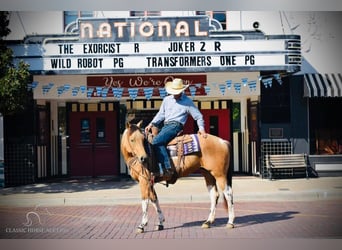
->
xmin=120 ymin=121 xmax=235 ymax=233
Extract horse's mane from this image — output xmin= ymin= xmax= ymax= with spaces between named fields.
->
xmin=121 ymin=127 xmax=132 ymax=159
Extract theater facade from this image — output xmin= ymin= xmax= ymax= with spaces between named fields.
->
xmin=5 ymin=15 xmax=302 ymax=185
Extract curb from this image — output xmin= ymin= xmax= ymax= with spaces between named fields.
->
xmin=1 ymin=189 xmax=341 ymax=207
xmin=0 ymin=176 xmax=341 ymax=207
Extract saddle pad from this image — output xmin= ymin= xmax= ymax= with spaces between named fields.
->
xmin=167 ymin=134 xmax=200 ymax=156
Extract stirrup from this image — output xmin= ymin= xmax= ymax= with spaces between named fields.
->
xmin=152 ymin=171 xmax=163 ymax=178
xmin=163 ymin=168 xmax=174 ymax=177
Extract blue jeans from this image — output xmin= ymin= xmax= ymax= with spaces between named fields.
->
xmin=151 ymin=122 xmax=183 ymax=172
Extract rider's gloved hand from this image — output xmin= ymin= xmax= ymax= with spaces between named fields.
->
xmin=198 ymin=130 xmax=208 ymax=138
xmin=145 ymin=123 xmax=153 ymax=134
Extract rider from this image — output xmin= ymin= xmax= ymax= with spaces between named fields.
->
xmin=145 ymin=78 xmax=207 ymax=177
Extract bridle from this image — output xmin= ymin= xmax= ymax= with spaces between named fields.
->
xmin=125 ymin=129 xmax=154 ymax=185
xmin=124 ymin=128 xmax=170 ymax=187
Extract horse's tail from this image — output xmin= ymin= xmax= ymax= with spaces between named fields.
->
xmin=226 ymin=140 xmax=233 ymax=186
xmin=223 ymin=195 xmax=228 ymax=211
xmin=222 ymin=140 xmax=232 ymax=212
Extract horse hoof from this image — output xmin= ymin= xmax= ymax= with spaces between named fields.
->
xmin=226 ymin=223 xmax=234 ymax=229
xmin=201 ymin=221 xmax=211 ymax=229
xmin=136 ymin=227 xmax=144 ymax=233
xmin=155 ymin=225 xmax=164 ymax=231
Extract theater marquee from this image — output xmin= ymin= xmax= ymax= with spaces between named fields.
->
xmin=11 ymin=16 xmax=301 ymax=74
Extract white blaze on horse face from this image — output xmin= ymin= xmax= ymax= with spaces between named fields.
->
xmin=130 ymin=128 xmax=148 ymax=162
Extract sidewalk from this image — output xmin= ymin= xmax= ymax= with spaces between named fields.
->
xmin=0 ymin=175 xmax=341 ymax=207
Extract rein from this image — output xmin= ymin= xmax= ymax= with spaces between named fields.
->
xmin=126 ymin=152 xmax=154 ymax=187
xmin=124 ymin=128 xmax=167 ymax=187
xmin=126 ymin=156 xmax=139 ymax=170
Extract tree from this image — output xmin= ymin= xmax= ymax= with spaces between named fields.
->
xmin=0 ymin=11 xmax=31 ymax=115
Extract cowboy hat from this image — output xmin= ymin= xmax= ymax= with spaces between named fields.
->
xmin=165 ymin=78 xmax=189 ymax=95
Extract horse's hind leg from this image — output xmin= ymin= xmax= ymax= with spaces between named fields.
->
xmin=217 ymin=176 xmax=235 ymax=228
xmin=200 ymin=169 xmax=219 ymax=228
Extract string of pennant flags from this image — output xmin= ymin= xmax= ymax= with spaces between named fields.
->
xmin=27 ymin=74 xmax=284 ymax=99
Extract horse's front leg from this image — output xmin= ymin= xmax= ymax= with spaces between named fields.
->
xmin=136 ymin=177 xmax=165 ymax=233
xmin=137 ymin=199 xmax=149 ymax=233
xmin=136 ymin=177 xmax=151 ymax=233
xmin=151 ymin=198 xmax=165 ymax=230
xmin=137 ymin=194 xmax=165 ymax=233
xmin=149 ymin=185 xmax=165 ymax=230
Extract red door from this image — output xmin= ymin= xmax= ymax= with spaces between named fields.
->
xmin=182 ymin=104 xmax=231 ymax=141
xmin=201 ymin=109 xmax=231 ymax=141
xmin=69 ymin=111 xmax=119 ymax=177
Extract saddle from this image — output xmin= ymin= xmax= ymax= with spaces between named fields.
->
xmin=167 ymin=134 xmax=201 ymax=159
xmin=147 ymin=128 xmax=201 ymax=171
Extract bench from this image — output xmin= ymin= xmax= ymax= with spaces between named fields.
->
xmin=265 ymin=153 xmax=309 ymax=180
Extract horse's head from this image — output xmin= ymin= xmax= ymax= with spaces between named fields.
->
xmin=121 ymin=120 xmax=149 ymax=164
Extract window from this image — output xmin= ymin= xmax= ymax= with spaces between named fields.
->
xmin=260 ymin=78 xmax=291 ymax=123
xmin=209 ymin=116 xmax=219 ymax=136
xmin=96 ymin=118 xmax=106 ymax=143
xmin=58 ymin=106 xmax=66 ymax=137
xmin=80 ymin=118 xmax=90 ymax=143
xmin=64 ymin=11 xmax=93 ymax=29
xmin=196 ymin=11 xmax=227 ymax=30
xmin=38 ymin=108 xmax=48 ymax=145
xmin=232 ymin=102 xmax=241 ymax=132
xmin=309 ymin=99 xmax=342 ymax=155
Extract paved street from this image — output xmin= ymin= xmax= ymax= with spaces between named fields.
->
xmin=0 ymin=176 xmax=341 ymax=239
xmin=0 ymin=200 xmax=341 ymax=239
